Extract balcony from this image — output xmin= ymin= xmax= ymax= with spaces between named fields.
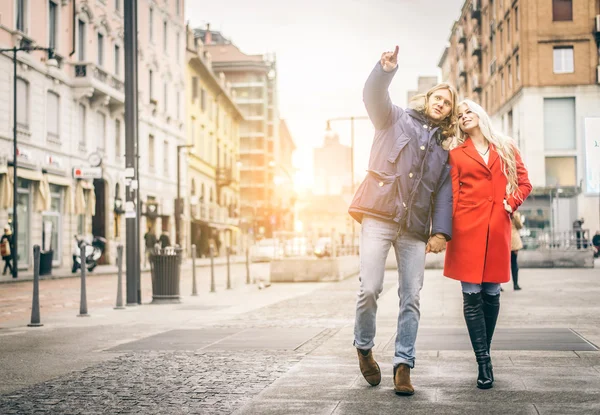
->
xmin=470 ymin=36 xmax=482 ymax=56
xmin=471 ymin=0 xmax=481 ymax=19
xmin=471 ymin=75 xmax=482 ymax=92
xmin=458 ymin=60 xmax=467 ymax=77
xmin=71 ymin=62 xmax=125 ymax=111
xmin=191 ymin=202 xmax=239 ymax=226
xmin=216 ymin=167 xmax=233 ymax=187
xmin=490 ymin=58 xmax=497 ymax=75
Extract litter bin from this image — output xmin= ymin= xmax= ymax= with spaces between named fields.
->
xmin=149 ymin=247 xmax=183 ymax=303
xmin=39 ymin=250 xmax=53 ymax=276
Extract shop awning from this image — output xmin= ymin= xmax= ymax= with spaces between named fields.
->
xmin=0 ymin=170 xmax=12 ymax=209
xmin=35 ymin=175 xmax=51 ymax=212
xmin=46 ymin=174 xmax=72 ymax=187
xmin=17 ymin=168 xmax=43 ymax=182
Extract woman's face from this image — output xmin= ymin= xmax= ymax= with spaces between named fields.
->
xmin=457 ymin=104 xmax=480 ymax=133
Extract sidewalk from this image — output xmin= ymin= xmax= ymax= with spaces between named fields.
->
xmin=0 ymin=255 xmax=247 ymax=284
xmin=1 ymin=265 xmax=599 ymax=414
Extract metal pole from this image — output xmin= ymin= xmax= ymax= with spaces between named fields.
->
xmin=350 ymin=117 xmax=355 ymax=255
xmin=28 ymin=245 xmax=42 ymax=327
xmin=245 ymin=245 xmax=250 ymax=284
xmin=124 ymin=0 xmax=139 ymax=305
xmin=78 ymin=242 xmax=89 ymax=317
xmin=134 ymin=0 xmax=142 ymax=306
xmin=114 ymin=244 xmax=125 ymax=309
xmin=226 ymin=246 xmax=231 ymax=290
xmin=12 ymin=49 xmax=18 ymax=279
xmin=209 ymin=246 xmax=215 ymax=292
xmin=176 ymin=147 xmax=181 ymax=246
xmin=191 ymin=244 xmax=197 ymax=296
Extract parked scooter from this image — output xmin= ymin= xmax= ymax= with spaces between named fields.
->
xmin=72 ymin=234 xmax=107 ymax=273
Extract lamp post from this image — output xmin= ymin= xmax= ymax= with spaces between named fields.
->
xmin=176 ymin=144 xmax=194 ymax=247
xmin=1 ymin=44 xmax=56 ymax=278
xmin=326 ymin=116 xmax=369 ymax=254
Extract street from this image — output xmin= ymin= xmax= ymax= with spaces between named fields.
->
xmin=1 ymin=265 xmax=599 ymax=414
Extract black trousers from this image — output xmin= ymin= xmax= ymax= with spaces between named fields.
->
xmin=510 ymin=251 xmax=518 ymax=287
xmin=3 ymin=258 xmax=13 ymax=275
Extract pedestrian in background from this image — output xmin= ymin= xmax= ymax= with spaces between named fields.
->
xmin=510 ymin=212 xmax=524 ymax=291
xmin=144 ymin=226 xmax=157 ymax=267
xmin=444 ymin=99 xmax=532 ymax=390
xmin=348 ymin=45 xmax=456 ymax=396
xmin=1 ymin=224 xmax=14 ymax=277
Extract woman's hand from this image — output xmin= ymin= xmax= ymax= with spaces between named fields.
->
xmin=503 ymin=199 xmax=513 ymax=213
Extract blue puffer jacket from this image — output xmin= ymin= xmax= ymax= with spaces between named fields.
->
xmin=348 ymin=62 xmax=453 ymax=242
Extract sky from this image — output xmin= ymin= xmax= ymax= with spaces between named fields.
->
xmin=186 ymin=0 xmax=465 ymax=191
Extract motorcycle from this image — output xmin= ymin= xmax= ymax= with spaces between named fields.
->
xmin=72 ymin=234 xmax=107 ymax=273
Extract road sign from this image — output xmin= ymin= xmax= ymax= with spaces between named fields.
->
xmin=73 ymin=167 xmax=102 ymax=179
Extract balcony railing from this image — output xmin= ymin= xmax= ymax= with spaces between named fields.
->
xmin=191 ymin=201 xmax=239 ymax=226
xmin=471 ymin=0 xmax=481 ymax=19
xmin=471 ymin=75 xmax=482 ymax=92
xmin=216 ymin=167 xmax=234 ymax=187
xmin=72 ymin=62 xmax=125 ymax=106
xmin=470 ymin=36 xmax=481 ymax=56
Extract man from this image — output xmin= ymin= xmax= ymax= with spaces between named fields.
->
xmin=348 ymin=46 xmax=457 ymax=395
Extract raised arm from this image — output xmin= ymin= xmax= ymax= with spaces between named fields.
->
xmin=363 ymin=46 xmax=403 ymax=130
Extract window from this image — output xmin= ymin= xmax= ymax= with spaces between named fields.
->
xmin=49 ymin=1 xmax=57 ymax=50
xmin=148 ymin=135 xmax=155 ymax=169
xmin=192 ymin=77 xmax=198 ymax=100
xmin=552 ymin=0 xmax=572 ymax=21
xmin=149 ymin=8 xmax=153 ymax=42
xmin=501 ymin=72 xmax=505 ymax=96
xmin=16 ymin=78 xmax=29 ymax=129
xmin=163 ymin=140 xmax=169 ymax=175
xmin=507 ymin=110 xmax=514 ymax=138
xmin=176 ymin=32 xmax=180 ymax=61
xmin=553 ymin=47 xmax=574 ymax=73
xmin=176 ymin=0 xmax=180 ymax=15
xmin=115 ymin=119 xmax=121 ymax=159
xmin=163 ymin=82 xmax=168 ymax=113
xmin=114 ymin=45 xmax=120 ymax=76
xmin=97 ymin=112 xmax=106 ymax=153
xmin=47 ymin=91 xmax=59 ymax=141
xmin=508 ymin=63 xmax=512 ymax=89
xmin=16 ymin=0 xmax=27 ymax=32
xmin=149 ymin=69 xmax=154 ymax=102
xmin=78 ymin=104 xmax=86 ymax=149
xmin=163 ymin=21 xmax=168 ymax=52
xmin=516 ymin=54 xmax=520 ymax=81
xmin=506 ymin=18 xmax=510 ymax=45
xmin=545 ymin=157 xmax=576 ymax=186
xmin=515 ymin=6 xmax=519 ymax=31
xmin=97 ymin=33 xmax=104 ymax=66
xmin=544 ymin=97 xmax=576 ymax=150
xmin=115 ymin=0 xmax=120 ymax=11
xmin=191 ymin=117 xmax=196 ymax=148
xmin=78 ymin=19 xmax=86 ymax=61
xmin=200 ymin=88 xmax=206 ymax=111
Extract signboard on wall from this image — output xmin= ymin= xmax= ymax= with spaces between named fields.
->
xmin=73 ymin=167 xmax=102 ymax=179
xmin=584 ymin=118 xmax=600 ymax=194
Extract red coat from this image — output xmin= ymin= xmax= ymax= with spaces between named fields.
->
xmin=444 ymin=138 xmax=532 ymax=284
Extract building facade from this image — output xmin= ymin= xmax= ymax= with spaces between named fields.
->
xmin=275 ymin=119 xmax=296 ymax=232
xmin=439 ymin=0 xmax=600 ymax=234
xmin=406 ymin=76 xmax=439 ymax=103
xmin=196 ymin=27 xmax=281 ymax=238
xmin=0 ymin=0 xmax=187 ymax=273
xmin=185 ymin=27 xmax=243 ymax=257
xmin=313 ymin=128 xmax=352 ymax=196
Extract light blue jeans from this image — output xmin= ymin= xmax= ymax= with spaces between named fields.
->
xmin=354 ymin=216 xmax=426 ymax=369
xmin=461 ymin=282 xmax=501 ymax=295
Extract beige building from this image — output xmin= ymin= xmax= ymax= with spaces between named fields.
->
xmin=406 ymin=76 xmax=438 ymax=103
xmin=314 ymin=127 xmax=352 ymax=196
xmin=439 ymin=0 xmax=600 ymax=234
xmin=196 ymin=26 xmax=281 ymax=238
xmin=0 ymin=0 xmax=186 ymax=274
xmin=185 ymin=28 xmax=243 ymax=257
xmin=275 ymin=119 xmax=297 ymax=232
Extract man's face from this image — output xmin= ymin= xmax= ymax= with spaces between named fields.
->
xmin=426 ymin=89 xmax=453 ymax=122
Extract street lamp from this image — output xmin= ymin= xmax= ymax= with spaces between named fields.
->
xmin=176 ymin=144 xmax=194 ymax=247
xmin=326 ymin=116 xmax=369 ymax=254
xmin=0 ymin=44 xmax=56 ymax=278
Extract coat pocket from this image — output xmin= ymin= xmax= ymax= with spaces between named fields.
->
xmin=354 ymin=170 xmax=399 ymax=218
xmin=387 ymin=133 xmax=412 ymax=164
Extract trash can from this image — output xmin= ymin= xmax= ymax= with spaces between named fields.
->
xmin=149 ymin=247 xmax=183 ymax=303
xmin=39 ymin=250 xmax=53 ymax=276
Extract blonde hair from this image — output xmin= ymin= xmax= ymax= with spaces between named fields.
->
xmin=457 ymin=99 xmax=520 ymax=198
xmin=408 ymin=82 xmax=459 ymax=140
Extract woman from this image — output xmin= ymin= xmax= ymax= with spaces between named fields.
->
xmin=444 ymin=100 xmax=532 ymax=389
xmin=1 ymin=224 xmax=14 ymax=277
xmin=510 ymin=212 xmax=524 ymax=290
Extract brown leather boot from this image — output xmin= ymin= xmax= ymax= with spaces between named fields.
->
xmin=394 ymin=364 xmax=414 ymax=396
xmin=356 ymin=349 xmax=381 ymax=386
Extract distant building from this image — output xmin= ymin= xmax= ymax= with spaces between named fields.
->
xmin=406 ymin=76 xmax=439 ymax=102
xmin=313 ymin=127 xmax=352 ymax=196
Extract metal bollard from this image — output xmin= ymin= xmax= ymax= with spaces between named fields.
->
xmin=245 ymin=246 xmax=250 ymax=284
xmin=191 ymin=244 xmax=198 ymax=296
xmin=28 ymin=245 xmax=43 ymax=327
xmin=114 ymin=244 xmax=125 ymax=310
xmin=209 ymin=246 xmax=215 ymax=293
xmin=78 ymin=242 xmax=89 ymax=317
xmin=226 ymin=247 xmax=231 ymax=290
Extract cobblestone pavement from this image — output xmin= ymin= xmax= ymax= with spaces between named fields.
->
xmin=0 ymin=271 xmax=373 ymax=414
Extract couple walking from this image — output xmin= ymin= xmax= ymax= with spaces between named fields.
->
xmin=349 ymin=46 xmax=532 ymax=394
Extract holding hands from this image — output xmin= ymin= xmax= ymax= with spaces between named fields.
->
xmin=426 ymin=234 xmax=446 ymax=254
xmin=380 ymin=46 xmax=399 ymax=72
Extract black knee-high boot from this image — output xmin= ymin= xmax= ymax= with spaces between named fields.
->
xmin=482 ymin=292 xmax=500 ymax=353
xmin=463 ymin=292 xmax=493 ymax=389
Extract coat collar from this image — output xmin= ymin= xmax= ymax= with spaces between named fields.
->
xmin=461 ymin=137 xmax=499 ymax=170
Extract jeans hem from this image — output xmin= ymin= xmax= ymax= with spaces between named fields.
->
xmin=393 ymin=358 xmax=415 ymax=369
xmin=353 ymin=339 xmax=375 ymax=351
